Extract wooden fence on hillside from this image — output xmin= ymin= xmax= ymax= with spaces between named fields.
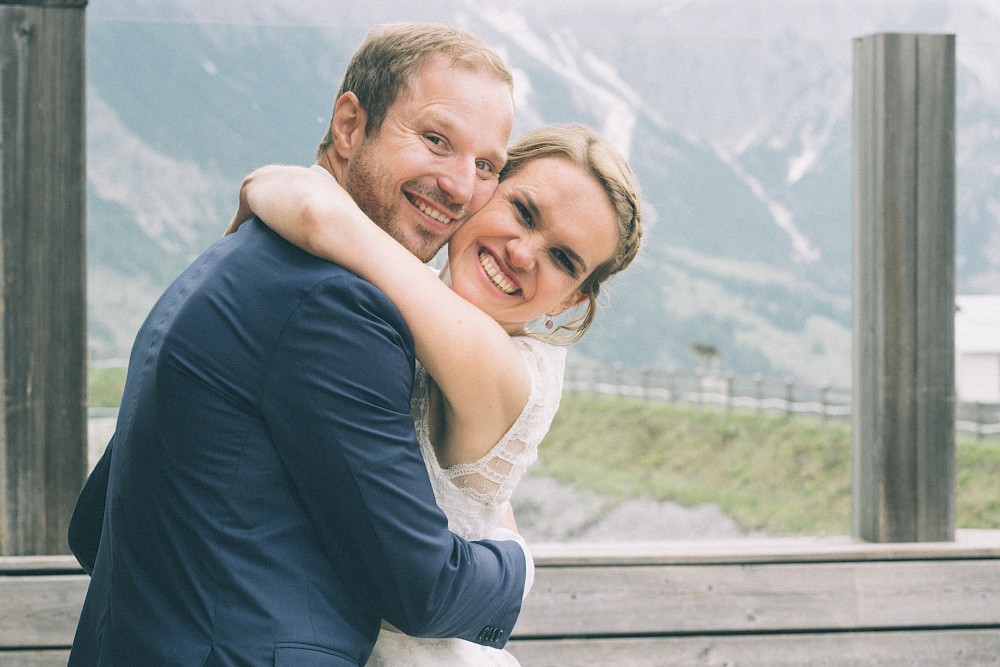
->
xmin=86 ymin=362 xmax=1000 ymax=443
xmin=563 ymin=361 xmax=1000 ymax=441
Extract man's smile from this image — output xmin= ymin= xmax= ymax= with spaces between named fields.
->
xmin=408 ymin=193 xmax=458 ymax=226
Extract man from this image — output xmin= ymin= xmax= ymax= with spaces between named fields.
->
xmin=68 ymin=23 xmax=524 ymax=665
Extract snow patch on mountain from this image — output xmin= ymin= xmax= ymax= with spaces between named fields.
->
xmin=477 ymin=8 xmax=643 ymax=159
xmin=787 ymin=119 xmax=836 ymax=185
xmin=713 ymin=146 xmax=822 ymax=264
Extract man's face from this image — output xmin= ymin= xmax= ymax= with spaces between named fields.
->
xmin=342 ymin=56 xmax=515 ymax=262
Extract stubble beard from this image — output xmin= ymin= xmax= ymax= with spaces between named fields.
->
xmin=343 ymin=145 xmax=445 ymax=263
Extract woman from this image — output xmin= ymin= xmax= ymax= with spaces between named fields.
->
xmin=229 ymin=124 xmax=642 ymax=666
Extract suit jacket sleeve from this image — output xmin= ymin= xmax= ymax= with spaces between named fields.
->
xmin=67 ymin=438 xmax=113 ymax=575
xmin=259 ymin=273 xmax=525 ymax=646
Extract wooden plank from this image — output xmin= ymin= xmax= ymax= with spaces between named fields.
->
xmin=0 ymin=575 xmax=87 ymax=647
xmin=913 ymin=33 xmax=956 ymax=541
xmin=0 ymin=0 xmax=87 ymax=555
xmin=4 ymin=567 xmax=998 ymax=654
xmin=3 ymin=555 xmax=1000 ymax=658
xmin=879 ymin=33 xmax=919 ymax=541
xmin=507 ymin=629 xmax=1000 ymax=666
xmin=851 ymin=33 xmax=956 ymax=543
xmin=852 ymin=32 xmax=882 ymax=544
xmin=0 ymin=651 xmax=71 ymax=667
xmin=0 ymin=1 xmax=86 ymax=7
xmin=528 ymin=530 xmax=1000 ymax=565
xmin=513 ymin=559 xmax=1000 ymax=636
xmin=5 ymin=531 xmax=999 ymax=572
xmin=0 ymin=554 xmax=83 ymax=573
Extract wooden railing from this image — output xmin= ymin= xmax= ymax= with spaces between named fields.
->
xmin=564 ymin=360 xmax=1000 ymax=440
xmin=87 ymin=366 xmax=1000 ymax=441
xmin=506 ymin=534 xmax=1000 ymax=665
xmin=7 ymin=534 xmax=1000 ymax=666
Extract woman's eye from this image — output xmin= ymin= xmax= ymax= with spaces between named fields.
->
xmin=514 ymin=201 xmax=533 ymax=228
xmin=552 ymin=250 xmax=576 ymax=274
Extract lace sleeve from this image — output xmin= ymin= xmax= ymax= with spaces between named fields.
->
xmin=438 ymin=337 xmax=567 ymax=503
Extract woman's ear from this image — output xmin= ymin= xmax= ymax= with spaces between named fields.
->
xmin=551 ymin=291 xmax=588 ymax=317
xmin=331 ymin=92 xmax=367 ymax=160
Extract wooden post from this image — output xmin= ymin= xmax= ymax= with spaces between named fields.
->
xmin=852 ymin=33 xmax=956 ymax=542
xmin=0 ymin=0 xmax=87 ymax=555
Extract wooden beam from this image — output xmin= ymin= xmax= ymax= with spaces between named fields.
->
xmin=5 ymin=535 xmax=1000 ymax=664
xmin=508 ymin=631 xmax=1000 ymax=667
xmin=0 ymin=0 xmax=87 ymax=554
xmin=852 ymin=33 xmax=956 ymax=542
xmin=0 ymin=1 xmax=87 ymax=7
xmin=513 ymin=560 xmax=1000 ymax=636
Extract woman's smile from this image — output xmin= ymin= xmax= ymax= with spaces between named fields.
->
xmin=448 ymin=155 xmax=618 ymax=331
xmin=478 ymin=248 xmax=520 ymax=296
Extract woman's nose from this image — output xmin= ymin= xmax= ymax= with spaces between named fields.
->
xmin=507 ymin=235 xmax=540 ymax=271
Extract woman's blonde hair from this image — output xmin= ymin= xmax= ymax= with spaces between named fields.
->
xmin=501 ymin=124 xmax=643 ymax=344
xmin=317 ymin=23 xmax=513 ymax=158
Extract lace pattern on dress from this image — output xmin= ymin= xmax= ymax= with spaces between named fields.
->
xmin=366 ymin=336 xmax=565 ymax=666
xmin=410 ymin=336 xmax=566 ymax=541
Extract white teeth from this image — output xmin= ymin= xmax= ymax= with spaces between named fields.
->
xmin=479 ymin=251 xmax=517 ymax=295
xmin=415 ymin=199 xmax=453 ymax=224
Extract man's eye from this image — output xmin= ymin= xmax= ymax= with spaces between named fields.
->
xmin=476 ymin=159 xmax=495 ymax=174
xmin=426 ymin=135 xmax=444 ymax=146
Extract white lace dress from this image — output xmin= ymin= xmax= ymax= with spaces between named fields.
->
xmin=365 ymin=335 xmax=567 ymax=667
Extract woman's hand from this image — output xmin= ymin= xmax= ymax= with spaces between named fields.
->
xmin=224 ymin=175 xmax=256 ymax=236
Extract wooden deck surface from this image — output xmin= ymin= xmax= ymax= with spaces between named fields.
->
xmin=4 ymin=532 xmax=999 ymax=665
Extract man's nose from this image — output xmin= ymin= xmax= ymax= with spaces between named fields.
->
xmin=436 ymin=157 xmax=476 ymax=207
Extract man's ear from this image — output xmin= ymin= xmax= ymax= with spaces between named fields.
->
xmin=331 ymin=92 xmax=367 ymax=159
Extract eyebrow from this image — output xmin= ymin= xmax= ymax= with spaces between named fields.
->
xmin=522 ymin=190 xmax=588 ymax=274
xmin=433 ymin=114 xmax=506 ymax=168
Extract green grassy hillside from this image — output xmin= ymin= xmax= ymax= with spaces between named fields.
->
xmin=537 ymin=394 xmax=999 ymax=535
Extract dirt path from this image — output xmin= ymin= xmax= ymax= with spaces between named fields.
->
xmin=511 ymin=473 xmax=767 ymax=542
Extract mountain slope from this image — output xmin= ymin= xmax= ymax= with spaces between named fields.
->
xmin=84 ymin=0 xmax=1000 ymax=385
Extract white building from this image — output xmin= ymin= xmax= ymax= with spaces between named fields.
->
xmin=955 ymin=295 xmax=1000 ymax=404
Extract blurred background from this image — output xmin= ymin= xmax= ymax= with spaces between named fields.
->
xmin=84 ymin=0 xmax=1000 ymax=538
xmin=85 ymin=0 xmax=999 ymax=380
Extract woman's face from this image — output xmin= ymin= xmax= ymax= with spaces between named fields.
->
xmin=447 ymin=156 xmax=618 ymax=334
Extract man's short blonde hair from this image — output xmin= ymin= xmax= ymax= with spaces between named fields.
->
xmin=316 ymin=23 xmax=513 ymax=159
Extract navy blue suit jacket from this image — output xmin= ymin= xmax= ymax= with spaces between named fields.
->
xmin=67 ymin=220 xmax=525 ymax=666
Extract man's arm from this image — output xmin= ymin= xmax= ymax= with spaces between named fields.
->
xmin=260 ymin=273 xmax=526 ymax=646
xmin=67 ymin=438 xmax=113 ymax=574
